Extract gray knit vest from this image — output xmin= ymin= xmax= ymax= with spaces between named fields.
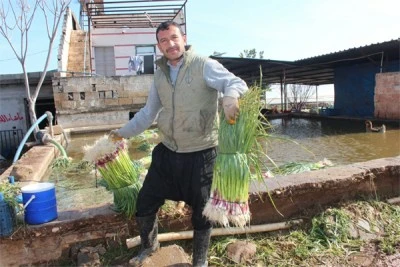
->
xmin=154 ymin=49 xmax=219 ymax=152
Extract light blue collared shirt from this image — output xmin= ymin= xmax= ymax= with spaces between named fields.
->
xmin=118 ymin=57 xmax=248 ymax=138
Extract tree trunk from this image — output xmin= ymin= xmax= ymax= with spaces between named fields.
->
xmin=28 ymin=98 xmax=38 ymax=133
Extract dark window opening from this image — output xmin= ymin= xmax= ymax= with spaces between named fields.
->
xmin=129 ymin=112 xmax=136 ymax=120
xmin=80 ymin=92 xmax=85 ymax=100
xmin=112 ymin=90 xmax=118 ymax=98
xmin=68 ymin=93 xmax=74 ymax=100
xmin=35 ymin=98 xmax=56 ymax=129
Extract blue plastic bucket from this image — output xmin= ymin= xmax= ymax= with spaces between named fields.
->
xmin=21 ymin=183 xmax=58 ymax=225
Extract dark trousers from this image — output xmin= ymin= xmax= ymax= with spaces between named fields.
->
xmin=136 ymin=143 xmax=216 ymax=230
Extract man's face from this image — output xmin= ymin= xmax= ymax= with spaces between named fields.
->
xmin=157 ymin=25 xmax=187 ymax=65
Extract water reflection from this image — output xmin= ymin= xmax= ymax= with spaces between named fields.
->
xmin=266 ymin=117 xmax=400 ymax=166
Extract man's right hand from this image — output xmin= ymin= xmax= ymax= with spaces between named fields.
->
xmin=108 ymin=130 xmax=123 ymax=142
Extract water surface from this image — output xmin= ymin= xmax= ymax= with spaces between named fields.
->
xmin=266 ymin=117 xmax=400 ymax=166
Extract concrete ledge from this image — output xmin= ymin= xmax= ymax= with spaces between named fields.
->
xmin=249 ymin=156 xmax=400 ymax=224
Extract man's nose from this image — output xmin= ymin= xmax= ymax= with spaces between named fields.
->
xmin=166 ymin=39 xmax=175 ymax=46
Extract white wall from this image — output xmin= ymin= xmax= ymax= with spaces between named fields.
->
xmin=0 ymin=74 xmax=54 ymax=133
xmin=0 ymin=86 xmax=27 ymax=132
xmin=91 ymin=27 xmax=161 ymax=76
xmin=90 ymin=14 xmax=186 ymax=76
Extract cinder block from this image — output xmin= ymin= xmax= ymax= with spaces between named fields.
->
xmin=61 ymin=100 xmax=76 ymax=109
xmin=105 ymin=99 xmax=119 ymax=106
xmin=118 ymin=98 xmax=133 ymax=105
xmin=132 ymin=97 xmax=147 ymax=105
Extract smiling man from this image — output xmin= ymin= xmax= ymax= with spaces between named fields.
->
xmin=110 ymin=21 xmax=248 ymax=267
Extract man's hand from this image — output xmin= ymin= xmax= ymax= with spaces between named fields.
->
xmin=108 ymin=130 xmax=123 ymax=142
xmin=222 ymin=96 xmax=239 ymax=124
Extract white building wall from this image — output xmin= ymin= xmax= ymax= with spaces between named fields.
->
xmin=0 ymin=75 xmax=53 ymax=133
xmin=90 ymin=12 xmax=185 ymax=76
xmin=91 ymin=28 xmax=161 ymax=76
xmin=0 ymin=86 xmax=27 ymax=132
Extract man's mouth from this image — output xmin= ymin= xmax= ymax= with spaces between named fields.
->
xmin=167 ymin=47 xmax=178 ymax=53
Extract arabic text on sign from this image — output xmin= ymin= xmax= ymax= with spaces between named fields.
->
xmin=0 ymin=113 xmax=24 ymax=123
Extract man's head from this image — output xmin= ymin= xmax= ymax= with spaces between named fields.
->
xmin=156 ymin=21 xmax=187 ymax=65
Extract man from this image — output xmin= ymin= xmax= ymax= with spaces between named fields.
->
xmin=110 ymin=21 xmax=248 ymax=266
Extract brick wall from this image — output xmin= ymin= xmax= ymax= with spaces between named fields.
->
xmin=53 ymin=75 xmax=153 ymax=128
xmin=374 ymin=72 xmax=400 ymax=119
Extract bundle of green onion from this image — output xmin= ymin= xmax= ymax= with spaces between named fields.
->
xmin=274 ymin=158 xmax=333 ymax=175
xmin=83 ymin=136 xmax=141 ymax=218
xmin=203 ymin=86 xmax=267 ymax=228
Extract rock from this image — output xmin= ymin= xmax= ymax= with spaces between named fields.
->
xmin=227 ymin=240 xmax=257 ymax=264
xmin=45 ymin=125 xmax=64 ymax=135
xmin=77 ymin=246 xmax=102 ymax=267
xmin=139 ymin=245 xmax=191 ymax=267
xmin=348 ymin=252 xmax=375 ymax=266
xmin=10 ymin=164 xmax=34 ymax=181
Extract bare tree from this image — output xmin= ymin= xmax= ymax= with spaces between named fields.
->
xmin=287 ymin=84 xmax=315 ymax=111
xmin=0 ymin=0 xmax=70 ymax=132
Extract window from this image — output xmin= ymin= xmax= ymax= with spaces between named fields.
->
xmin=136 ymin=46 xmax=155 ymax=54
xmin=136 ymin=46 xmax=155 ymax=74
xmin=94 ymin=47 xmax=115 ymax=76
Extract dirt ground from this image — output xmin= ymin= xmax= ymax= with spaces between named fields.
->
xmin=75 ymin=202 xmax=400 ymax=267
xmin=74 ymin=236 xmax=400 ymax=267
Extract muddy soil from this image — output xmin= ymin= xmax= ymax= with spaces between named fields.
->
xmin=49 ymin=202 xmax=400 ymax=267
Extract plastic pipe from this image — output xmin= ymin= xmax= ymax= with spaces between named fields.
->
xmin=13 ymin=113 xmax=49 ymax=163
xmin=48 ymin=139 xmax=68 ymax=159
xmin=126 ymin=219 xmax=303 ymax=248
xmin=36 ymin=131 xmax=68 ymax=159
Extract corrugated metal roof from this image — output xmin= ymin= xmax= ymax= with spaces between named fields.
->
xmin=212 ymin=38 xmax=399 ymax=86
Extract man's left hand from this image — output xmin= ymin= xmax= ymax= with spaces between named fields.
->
xmin=222 ymin=96 xmax=239 ymax=124
xmin=109 ymin=130 xmax=123 ymax=142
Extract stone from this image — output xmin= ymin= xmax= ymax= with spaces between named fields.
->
xmin=226 ymin=240 xmax=257 ymax=264
xmin=77 ymin=246 xmax=102 ymax=267
xmin=10 ymin=164 xmax=34 ymax=181
xmin=139 ymin=245 xmax=191 ymax=267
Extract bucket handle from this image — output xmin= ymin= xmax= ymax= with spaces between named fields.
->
xmin=23 ymin=195 xmax=36 ymax=209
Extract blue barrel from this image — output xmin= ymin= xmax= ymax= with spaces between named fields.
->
xmin=21 ymin=183 xmax=58 ymax=225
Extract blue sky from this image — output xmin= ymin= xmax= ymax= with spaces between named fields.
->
xmin=0 ymin=0 xmax=399 ymax=75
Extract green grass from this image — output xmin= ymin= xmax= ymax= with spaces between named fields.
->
xmin=205 ymin=200 xmax=399 ymax=266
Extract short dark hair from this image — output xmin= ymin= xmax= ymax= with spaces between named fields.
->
xmin=156 ymin=21 xmax=185 ymax=42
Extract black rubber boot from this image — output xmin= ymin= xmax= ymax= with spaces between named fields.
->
xmin=192 ymin=228 xmax=212 ymax=267
xmin=129 ymin=214 xmax=160 ymax=266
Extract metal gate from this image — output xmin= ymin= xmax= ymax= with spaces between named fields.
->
xmin=0 ymin=129 xmax=24 ymax=159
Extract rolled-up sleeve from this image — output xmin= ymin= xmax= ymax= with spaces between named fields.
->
xmin=118 ymin=82 xmax=162 ymax=138
xmin=203 ymin=59 xmax=248 ymax=98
